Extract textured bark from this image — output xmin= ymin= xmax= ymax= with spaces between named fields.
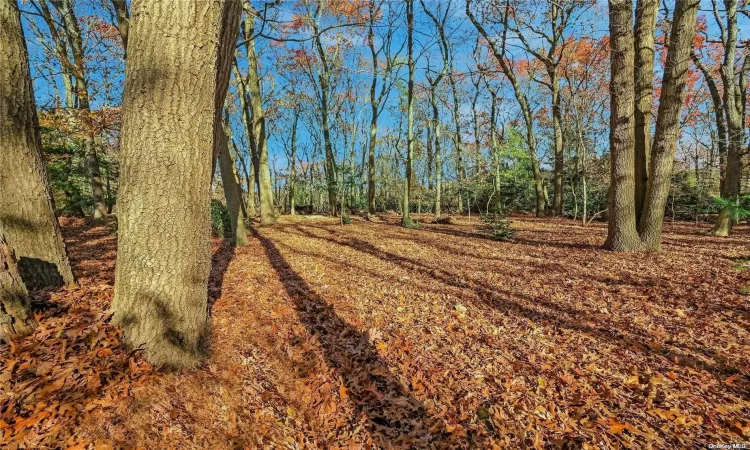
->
xmin=218 ymin=129 xmax=249 ymax=247
xmin=604 ymin=0 xmax=641 ymax=252
xmin=243 ymin=4 xmax=276 ymax=225
xmin=0 ymin=0 xmax=75 ymax=290
xmin=113 ymin=0 xmax=241 ymax=368
xmin=638 ymin=0 xmax=699 ymax=250
xmin=0 ymin=235 xmax=36 ymax=343
xmin=402 ymin=0 xmax=415 ymax=226
xmin=633 ymin=0 xmax=657 ymax=226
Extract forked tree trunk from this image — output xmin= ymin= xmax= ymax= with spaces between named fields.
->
xmin=218 ymin=129 xmax=249 ymax=247
xmin=604 ymin=0 xmax=641 ymax=251
xmin=113 ymin=0 xmax=241 ymax=368
xmin=0 ymin=0 xmax=75 ymax=291
xmin=638 ymin=0 xmax=699 ymax=250
xmin=633 ymin=0 xmax=657 ymax=227
xmin=0 ymin=235 xmax=36 ymax=343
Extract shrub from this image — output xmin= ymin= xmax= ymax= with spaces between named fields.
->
xmin=480 ymin=212 xmax=516 ymax=241
xmin=341 ymin=214 xmax=353 ymax=225
xmin=211 ymin=199 xmax=231 ymax=237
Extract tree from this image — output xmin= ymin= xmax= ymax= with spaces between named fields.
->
xmin=218 ymin=114 xmax=249 ymax=247
xmin=0 ymin=235 xmax=35 ymax=343
xmin=638 ymin=0 xmax=700 ymax=250
xmin=402 ymin=0 xmax=415 ymax=226
xmin=241 ymin=1 xmax=276 ymax=226
xmin=633 ymin=0 xmax=658 ymax=225
xmin=691 ymin=0 xmax=748 ymax=236
xmin=112 ymin=0 xmax=242 ymax=368
xmin=33 ymin=0 xmax=108 ymax=222
xmin=605 ymin=0 xmax=699 ymax=251
xmin=508 ymin=0 xmax=588 ymax=216
xmin=604 ymin=0 xmax=642 ymax=251
xmin=0 ymin=0 xmax=75 ymax=291
xmin=467 ymin=0 xmax=546 ymax=217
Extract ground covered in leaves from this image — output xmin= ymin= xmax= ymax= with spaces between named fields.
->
xmin=1 ymin=214 xmax=749 ymax=449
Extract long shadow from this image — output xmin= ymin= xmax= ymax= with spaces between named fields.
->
xmin=251 ymin=229 xmax=452 ymax=449
xmin=207 ymin=238 xmax=235 ymax=313
xmin=288 ymin=225 xmax=747 ymax=389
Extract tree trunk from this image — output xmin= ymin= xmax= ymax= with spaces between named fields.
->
xmin=0 ymin=0 xmax=75 ymax=290
xmin=290 ymin=108 xmax=299 ymax=215
xmin=402 ymin=0 xmax=414 ymax=226
xmin=244 ymin=5 xmax=276 ymax=226
xmin=113 ymin=0 xmax=241 ymax=368
xmin=604 ymin=0 xmax=641 ymax=252
xmin=633 ymin=0 xmax=657 ymax=227
xmin=448 ymin=71 xmax=465 ymax=214
xmin=218 ymin=129 xmax=249 ymax=247
xmin=431 ymin=87 xmax=443 ymax=219
xmin=550 ymin=69 xmax=564 ymax=217
xmin=638 ymin=0 xmax=699 ymax=250
xmin=0 ymin=235 xmax=36 ymax=343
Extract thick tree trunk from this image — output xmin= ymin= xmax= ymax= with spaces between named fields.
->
xmin=218 ymin=129 xmax=249 ymax=247
xmin=633 ymin=0 xmax=657 ymax=227
xmin=113 ymin=0 xmax=241 ymax=368
xmin=243 ymin=6 xmax=275 ymax=226
xmin=638 ymin=0 xmax=699 ymax=250
xmin=0 ymin=235 xmax=36 ymax=343
xmin=0 ymin=0 xmax=75 ymax=290
xmin=604 ymin=0 xmax=641 ymax=252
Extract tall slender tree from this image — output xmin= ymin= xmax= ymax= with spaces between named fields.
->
xmin=113 ymin=0 xmax=241 ymax=368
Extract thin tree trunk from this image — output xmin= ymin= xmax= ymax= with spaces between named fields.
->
xmin=113 ymin=0 xmax=241 ymax=368
xmin=402 ymin=0 xmax=414 ymax=226
xmin=550 ymin=69 xmax=564 ymax=216
xmin=638 ymin=0 xmax=699 ymax=250
xmin=218 ymin=127 xmax=249 ymax=247
xmin=0 ymin=0 xmax=75 ymax=290
xmin=244 ymin=4 xmax=276 ymax=225
xmin=290 ymin=108 xmax=299 ymax=215
xmin=604 ymin=0 xmax=641 ymax=251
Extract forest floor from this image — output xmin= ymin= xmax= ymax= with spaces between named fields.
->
xmin=1 ymin=214 xmax=749 ymax=449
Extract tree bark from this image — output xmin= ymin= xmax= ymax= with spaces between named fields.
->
xmin=110 ymin=0 xmax=129 ymax=53
xmin=113 ymin=0 xmax=241 ymax=368
xmin=550 ymin=69 xmax=564 ymax=216
xmin=218 ymin=128 xmax=249 ymax=247
xmin=638 ymin=0 xmax=699 ymax=250
xmin=0 ymin=235 xmax=36 ymax=343
xmin=0 ymin=0 xmax=76 ymax=290
xmin=633 ymin=0 xmax=657 ymax=227
xmin=604 ymin=0 xmax=641 ymax=251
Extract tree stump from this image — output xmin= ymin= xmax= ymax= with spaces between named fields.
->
xmin=0 ymin=234 xmax=36 ymax=343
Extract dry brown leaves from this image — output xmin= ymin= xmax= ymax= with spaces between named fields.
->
xmin=2 ymin=215 xmax=748 ymax=449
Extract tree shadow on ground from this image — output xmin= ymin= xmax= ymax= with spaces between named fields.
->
xmin=207 ymin=238 xmax=235 ymax=313
xmin=285 ymin=224 xmax=747 ymax=394
xmin=251 ymin=228 xmax=454 ymax=449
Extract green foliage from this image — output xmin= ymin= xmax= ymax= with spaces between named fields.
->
xmin=712 ymin=195 xmax=750 ymax=222
xmin=341 ymin=214 xmax=353 ymax=225
xmin=211 ymin=199 xmax=231 ymax=238
xmin=480 ymin=212 xmax=516 ymax=241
